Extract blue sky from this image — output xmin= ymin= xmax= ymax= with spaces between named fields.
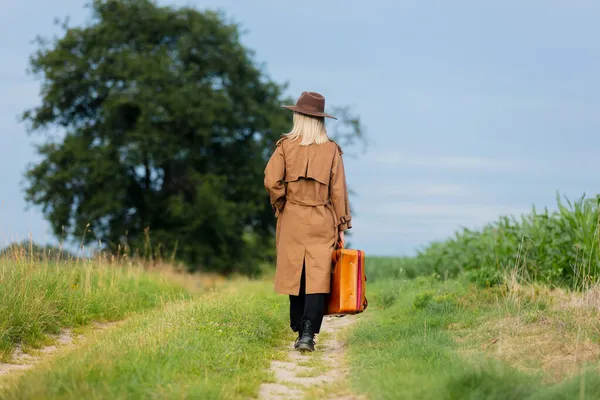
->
xmin=2 ymin=0 xmax=599 ymax=255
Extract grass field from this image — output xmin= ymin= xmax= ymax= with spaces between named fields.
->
xmin=4 ymin=192 xmax=600 ymax=399
xmin=348 ymin=265 xmax=600 ymax=399
xmin=400 ymin=194 xmax=600 ymax=288
xmin=1 ymin=280 xmax=289 ymax=399
xmin=341 ymin=194 xmax=600 ymax=399
xmin=0 ymin=255 xmax=190 ymax=360
xmin=5 ymin=254 xmax=600 ymax=399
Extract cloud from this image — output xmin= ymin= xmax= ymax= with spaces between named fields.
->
xmin=367 ymin=202 xmax=530 ymax=225
xmin=0 ymin=82 xmax=39 ymax=111
xmin=358 ymin=182 xmax=471 ymax=199
xmin=354 ymin=221 xmax=435 ymax=236
xmin=408 ymin=183 xmax=468 ymax=196
xmin=349 ymin=201 xmax=533 ymax=256
xmin=368 ymin=152 xmax=526 ymax=171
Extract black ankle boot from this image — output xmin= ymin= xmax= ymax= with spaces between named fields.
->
xmin=296 ymin=320 xmax=315 ymax=352
xmin=294 ymin=331 xmax=302 ymax=349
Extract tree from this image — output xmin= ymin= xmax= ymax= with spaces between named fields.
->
xmin=0 ymin=241 xmax=77 ymax=262
xmin=22 ymin=0 xmax=365 ymax=274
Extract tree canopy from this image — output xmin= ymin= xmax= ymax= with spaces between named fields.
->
xmin=23 ymin=0 xmax=364 ymax=274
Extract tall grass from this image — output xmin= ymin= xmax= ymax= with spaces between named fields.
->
xmin=379 ymin=194 xmax=600 ymax=288
xmin=1 ymin=281 xmax=289 ymax=399
xmin=351 ymin=194 xmax=600 ymax=398
xmin=349 ymin=278 xmax=600 ymax=399
xmin=365 ymin=257 xmax=414 ymax=282
xmin=0 ymin=247 xmax=188 ymax=359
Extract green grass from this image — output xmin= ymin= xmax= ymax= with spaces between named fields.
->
xmin=373 ymin=193 xmax=600 ymax=289
xmin=365 ymin=256 xmax=415 ymax=282
xmin=1 ymin=280 xmax=289 ymax=399
xmin=348 ymin=277 xmax=600 ymax=400
xmin=0 ymin=255 xmax=188 ymax=359
xmin=354 ymin=194 xmax=600 ymax=398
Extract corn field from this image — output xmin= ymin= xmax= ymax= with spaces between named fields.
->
xmin=395 ymin=193 xmax=600 ymax=289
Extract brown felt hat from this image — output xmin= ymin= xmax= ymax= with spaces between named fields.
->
xmin=282 ymin=91 xmax=337 ymax=120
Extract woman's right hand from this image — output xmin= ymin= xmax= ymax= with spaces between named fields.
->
xmin=337 ymin=230 xmax=345 ymax=249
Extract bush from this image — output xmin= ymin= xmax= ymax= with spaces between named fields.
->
xmin=413 ymin=290 xmax=435 ymax=309
xmin=380 ymin=286 xmax=400 ymax=309
xmin=412 ymin=289 xmax=458 ymax=314
xmin=0 ymin=241 xmax=78 ymax=262
xmin=365 ymin=257 xmax=420 ymax=283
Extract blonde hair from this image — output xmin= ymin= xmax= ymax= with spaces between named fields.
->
xmin=284 ymin=112 xmax=330 ymax=146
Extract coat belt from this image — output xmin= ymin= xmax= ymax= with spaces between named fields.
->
xmin=287 ymin=197 xmax=330 ymax=207
xmin=286 ymin=197 xmax=339 ymax=229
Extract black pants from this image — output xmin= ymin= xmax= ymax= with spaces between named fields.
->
xmin=289 ymin=265 xmax=326 ymax=334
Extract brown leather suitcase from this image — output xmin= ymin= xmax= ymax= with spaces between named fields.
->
xmin=326 ymin=248 xmax=368 ymax=315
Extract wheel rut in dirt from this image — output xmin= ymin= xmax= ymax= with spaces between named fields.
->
xmin=259 ymin=315 xmax=365 ymax=400
xmin=0 ymin=321 xmax=120 ymax=380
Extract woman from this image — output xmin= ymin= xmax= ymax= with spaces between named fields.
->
xmin=264 ymin=91 xmax=352 ymax=353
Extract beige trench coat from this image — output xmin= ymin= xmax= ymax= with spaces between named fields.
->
xmin=264 ymin=137 xmax=352 ymax=295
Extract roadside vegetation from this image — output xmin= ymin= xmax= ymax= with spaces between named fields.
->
xmin=1 ymin=279 xmax=288 ymax=399
xmin=399 ymin=194 xmax=600 ymax=289
xmin=349 ymin=194 xmax=600 ymax=399
xmin=0 ymin=245 xmax=191 ymax=360
xmin=349 ymin=274 xmax=600 ymax=399
xmin=5 ymin=193 xmax=600 ymax=399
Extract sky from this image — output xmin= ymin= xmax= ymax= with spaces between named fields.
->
xmin=1 ymin=0 xmax=600 ymax=256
